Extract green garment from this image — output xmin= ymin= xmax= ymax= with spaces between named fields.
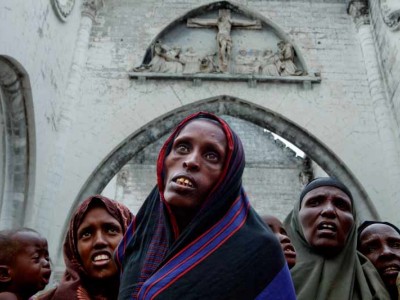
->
xmin=285 ymin=201 xmax=390 ymax=300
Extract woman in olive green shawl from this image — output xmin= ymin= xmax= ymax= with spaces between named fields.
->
xmin=285 ymin=177 xmax=389 ymax=300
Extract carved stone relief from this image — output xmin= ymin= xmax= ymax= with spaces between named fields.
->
xmin=130 ymin=3 xmax=319 ymax=85
xmin=51 ymin=0 xmax=75 ymax=22
xmin=380 ymin=0 xmax=400 ymax=31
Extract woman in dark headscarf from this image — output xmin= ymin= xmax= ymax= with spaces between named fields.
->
xmin=358 ymin=221 xmax=400 ymax=300
xmin=285 ymin=177 xmax=389 ymax=300
xmin=116 ymin=112 xmax=296 ymax=299
xmin=38 ymin=195 xmax=133 ymax=300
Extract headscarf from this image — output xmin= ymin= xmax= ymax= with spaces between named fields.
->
xmin=285 ymin=177 xmax=389 ymax=300
xmin=358 ymin=221 xmax=400 ymax=244
xmin=116 ymin=112 xmax=296 ymax=300
xmin=38 ymin=195 xmax=133 ymax=300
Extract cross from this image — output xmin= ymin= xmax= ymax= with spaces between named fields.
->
xmin=187 ymin=9 xmax=262 ymax=72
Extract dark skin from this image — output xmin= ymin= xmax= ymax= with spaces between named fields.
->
xmin=0 ymin=292 xmax=17 ymax=300
xmin=163 ymin=119 xmax=227 ymax=231
xmin=0 ymin=231 xmax=51 ymax=300
xmin=76 ymin=206 xmax=123 ymax=299
xmin=299 ymin=186 xmax=354 ymax=257
xmin=262 ymin=215 xmax=296 ymax=269
xmin=359 ymin=224 xmax=400 ymax=299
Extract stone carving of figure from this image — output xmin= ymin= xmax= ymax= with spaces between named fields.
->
xmin=277 ymin=41 xmax=302 ymax=76
xmin=181 ymin=47 xmax=200 ymax=74
xmin=133 ymin=41 xmax=183 ymax=74
xmin=260 ymin=49 xmax=280 ymax=76
xmin=199 ymin=53 xmax=218 ymax=73
xmin=160 ymin=46 xmax=184 ymax=73
xmin=234 ymin=49 xmax=258 ymax=74
xmin=187 ymin=9 xmax=261 ymax=73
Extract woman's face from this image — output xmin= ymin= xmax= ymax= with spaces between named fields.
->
xmin=77 ymin=206 xmax=123 ymax=280
xmin=163 ymin=119 xmax=227 ymax=212
xmin=299 ymin=186 xmax=354 ymax=255
xmin=358 ymin=224 xmax=400 ymax=289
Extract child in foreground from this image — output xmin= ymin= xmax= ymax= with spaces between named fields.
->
xmin=0 ymin=228 xmax=51 ymax=300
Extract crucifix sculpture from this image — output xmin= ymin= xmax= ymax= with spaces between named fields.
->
xmin=187 ymin=9 xmax=262 ymax=73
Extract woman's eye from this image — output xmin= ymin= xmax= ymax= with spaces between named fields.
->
xmin=362 ymin=243 xmax=378 ymax=254
xmin=335 ymin=200 xmax=350 ymax=211
xmin=106 ymin=225 xmax=121 ymax=234
xmin=176 ymin=144 xmax=189 ymax=153
xmin=307 ymin=199 xmax=320 ymax=207
xmin=391 ymin=241 xmax=400 ymax=249
xmin=205 ymin=152 xmax=219 ymax=161
xmin=80 ymin=231 xmax=91 ymax=239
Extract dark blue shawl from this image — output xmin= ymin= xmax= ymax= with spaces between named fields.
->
xmin=116 ymin=112 xmax=295 ymax=300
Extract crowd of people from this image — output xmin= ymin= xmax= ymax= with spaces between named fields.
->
xmin=0 ymin=112 xmax=399 ymax=300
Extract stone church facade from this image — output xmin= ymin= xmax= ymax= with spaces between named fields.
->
xmin=1 ymin=0 xmax=400 ymax=284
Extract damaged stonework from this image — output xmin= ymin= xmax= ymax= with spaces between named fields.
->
xmin=380 ymin=0 xmax=400 ymax=31
xmin=129 ymin=1 xmax=320 ymax=87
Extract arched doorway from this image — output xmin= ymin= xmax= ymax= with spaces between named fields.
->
xmin=0 ymin=56 xmax=35 ymax=229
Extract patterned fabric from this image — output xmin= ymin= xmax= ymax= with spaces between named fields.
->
xmin=38 ymin=195 xmax=133 ymax=300
xmin=116 ymin=112 xmax=296 ymax=300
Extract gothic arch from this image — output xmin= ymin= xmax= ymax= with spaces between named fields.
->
xmin=74 ymin=96 xmax=377 ymax=220
xmin=0 ymin=56 xmax=35 ymax=229
xmin=53 ymin=96 xmax=378 ymax=272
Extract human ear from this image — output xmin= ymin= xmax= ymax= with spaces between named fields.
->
xmin=0 ymin=265 xmax=11 ymax=283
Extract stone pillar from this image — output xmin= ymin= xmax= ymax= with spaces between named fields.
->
xmin=59 ymin=0 xmax=104 ymax=128
xmin=348 ymin=0 xmax=400 ymax=216
xmin=29 ymin=0 xmax=104 ymax=276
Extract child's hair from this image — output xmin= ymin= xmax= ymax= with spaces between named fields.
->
xmin=0 ymin=228 xmax=40 ymax=265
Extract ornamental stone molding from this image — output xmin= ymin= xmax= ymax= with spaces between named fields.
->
xmin=380 ymin=0 xmax=400 ymax=31
xmin=51 ymin=0 xmax=75 ymax=22
xmin=0 ymin=57 xmax=32 ymax=228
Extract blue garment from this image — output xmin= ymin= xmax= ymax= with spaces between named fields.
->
xmin=116 ymin=112 xmax=296 ymax=300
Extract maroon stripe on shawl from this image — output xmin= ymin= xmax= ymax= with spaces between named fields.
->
xmin=145 ymin=195 xmax=249 ymax=300
xmin=115 ymin=215 xmax=136 ymax=272
xmin=132 ymin=202 xmax=168 ymax=298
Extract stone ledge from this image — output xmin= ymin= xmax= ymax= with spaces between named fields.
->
xmin=128 ymin=72 xmax=321 ymax=87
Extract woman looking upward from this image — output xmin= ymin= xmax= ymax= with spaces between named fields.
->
xmin=116 ymin=112 xmax=296 ymax=300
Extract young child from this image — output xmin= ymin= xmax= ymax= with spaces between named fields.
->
xmin=0 ymin=228 xmax=51 ymax=300
xmin=261 ymin=214 xmax=297 ymax=269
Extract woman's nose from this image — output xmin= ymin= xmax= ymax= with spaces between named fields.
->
xmin=183 ymin=152 xmax=200 ymax=171
xmin=320 ymin=202 xmax=336 ymax=217
xmin=380 ymin=244 xmax=396 ymax=258
xmin=93 ymin=232 xmax=107 ymax=247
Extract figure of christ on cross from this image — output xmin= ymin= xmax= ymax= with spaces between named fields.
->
xmin=188 ymin=9 xmax=262 ymax=73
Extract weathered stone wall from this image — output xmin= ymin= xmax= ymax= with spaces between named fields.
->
xmin=368 ymin=0 xmax=400 ymax=140
xmin=0 ymin=0 xmax=82 ymax=231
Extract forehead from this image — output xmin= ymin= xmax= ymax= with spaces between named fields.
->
xmin=360 ymin=224 xmax=400 ymax=240
xmin=177 ymin=119 xmax=226 ymax=139
xmin=13 ymin=231 xmax=47 ymax=249
xmin=303 ymin=186 xmax=351 ymax=201
xmin=79 ymin=206 xmax=119 ymax=226
xmin=262 ymin=216 xmax=282 ymax=229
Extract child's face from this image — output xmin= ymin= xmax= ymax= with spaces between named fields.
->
xmin=262 ymin=215 xmax=297 ymax=269
xmin=9 ymin=231 xmax=51 ymax=298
